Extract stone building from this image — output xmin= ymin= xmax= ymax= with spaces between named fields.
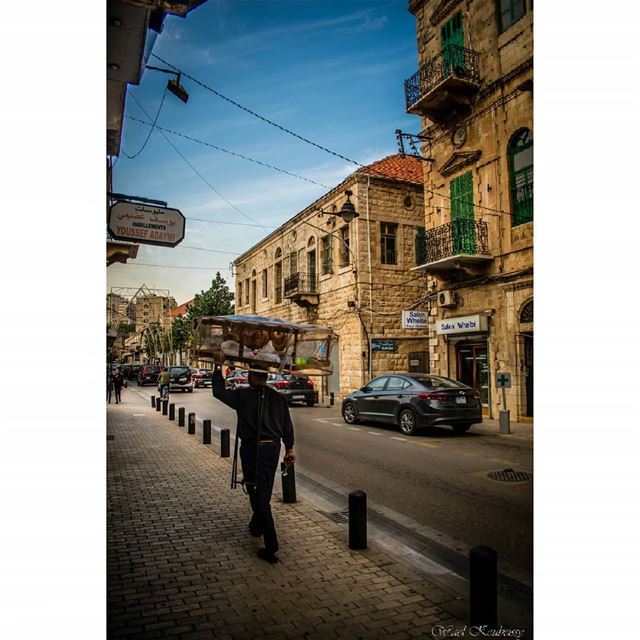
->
xmin=233 ymin=154 xmax=428 ymax=399
xmin=405 ymin=0 xmax=533 ymax=420
xmin=133 ymin=294 xmax=177 ymax=333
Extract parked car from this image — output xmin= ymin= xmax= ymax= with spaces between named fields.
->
xmin=137 ymin=365 xmax=161 ymax=386
xmin=341 ymin=373 xmax=482 ymax=436
xmin=126 ymin=364 xmax=142 ymax=381
xmin=225 ymin=369 xmax=249 ymax=390
xmin=191 ymin=368 xmax=213 ymax=388
xmin=267 ymin=373 xmax=315 ymax=407
xmin=167 ymin=365 xmax=194 ymax=392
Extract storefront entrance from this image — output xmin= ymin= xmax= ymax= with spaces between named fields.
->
xmin=524 ymin=334 xmax=533 ymax=417
xmin=455 ymin=342 xmax=489 ymax=406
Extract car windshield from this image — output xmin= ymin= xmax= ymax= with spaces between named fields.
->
xmin=411 ymin=375 xmax=467 ymax=389
xmin=171 ymin=367 xmax=190 ymax=375
xmin=146 ymin=366 xmax=161 ymax=373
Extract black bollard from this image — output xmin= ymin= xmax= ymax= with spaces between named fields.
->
xmin=281 ymin=461 xmax=297 ymax=503
xmin=169 ymin=403 xmax=175 ymax=421
xmin=220 ymin=429 xmax=230 ymax=458
xmin=188 ymin=412 xmax=196 ymax=435
xmin=156 ymin=398 xmax=162 ymax=412
xmin=329 ymin=392 xmax=335 ymax=406
xmin=348 ymin=490 xmax=367 ymax=550
xmin=203 ymin=419 xmax=211 ymax=444
xmin=151 ymin=395 xmax=156 ymax=408
xmin=162 ymin=399 xmax=168 ymax=416
xmin=469 ymin=545 xmax=498 ymax=628
xmin=178 ymin=407 xmax=185 ymax=427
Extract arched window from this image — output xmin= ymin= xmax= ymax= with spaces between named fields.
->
xmin=520 ymin=300 xmax=533 ymax=324
xmin=509 ymin=128 xmax=533 ymax=226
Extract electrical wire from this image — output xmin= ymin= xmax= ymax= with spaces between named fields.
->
xmin=124 ymin=115 xmax=329 ymax=189
xmin=128 ymin=93 xmax=271 ymax=232
xmin=149 ymin=54 xmax=520 ymax=219
xmin=121 ymin=88 xmax=168 ymax=159
xmin=188 ymin=217 xmax=276 ymax=229
xmin=179 ymin=245 xmax=240 ymax=255
xmin=119 ymin=262 xmax=231 ymax=270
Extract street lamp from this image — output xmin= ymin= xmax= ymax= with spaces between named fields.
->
xmin=145 ymin=66 xmax=190 ymax=103
xmin=337 ymin=190 xmax=358 ymax=223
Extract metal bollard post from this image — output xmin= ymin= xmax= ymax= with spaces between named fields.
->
xmin=178 ymin=407 xmax=185 ymax=427
xmin=329 ymin=392 xmax=335 ymax=406
xmin=169 ymin=403 xmax=175 ymax=421
xmin=469 ymin=545 xmax=498 ymax=628
xmin=220 ymin=429 xmax=230 ymax=457
xmin=156 ymin=398 xmax=162 ymax=412
xmin=203 ymin=419 xmax=211 ymax=444
xmin=162 ymin=399 xmax=168 ymax=416
xmin=187 ymin=412 xmax=196 ymax=434
xmin=281 ymin=461 xmax=297 ymax=503
xmin=499 ymin=410 xmax=511 ymax=434
xmin=151 ymin=395 xmax=156 ymax=408
xmin=348 ymin=490 xmax=367 ymax=550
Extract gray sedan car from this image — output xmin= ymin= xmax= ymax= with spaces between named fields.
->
xmin=341 ymin=373 xmax=482 ymax=435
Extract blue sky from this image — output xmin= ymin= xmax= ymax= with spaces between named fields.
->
xmin=108 ymin=0 xmax=421 ymax=304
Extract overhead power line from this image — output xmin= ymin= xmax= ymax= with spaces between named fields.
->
xmin=128 ymin=93 xmax=270 ymax=232
xmin=121 ymin=88 xmax=168 ymax=159
xmin=124 ymin=115 xmax=329 ymax=189
xmin=122 ymin=262 xmax=231 ymax=271
xmin=150 ymin=54 xmax=518 ymax=219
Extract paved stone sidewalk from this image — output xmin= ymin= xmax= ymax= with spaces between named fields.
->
xmin=107 ymin=392 xmax=466 ymax=639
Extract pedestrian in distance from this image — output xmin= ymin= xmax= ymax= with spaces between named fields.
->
xmin=107 ymin=371 xmax=113 ymax=404
xmin=112 ymin=368 xmax=124 ymax=404
xmin=212 ymin=351 xmax=295 ymax=565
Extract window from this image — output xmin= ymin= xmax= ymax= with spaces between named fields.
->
xmin=288 ymin=251 xmax=298 ymax=275
xmin=321 ymin=235 xmax=333 ymax=275
xmin=450 ymin=171 xmax=476 ymax=253
xmin=509 ymin=128 xmax=533 ymax=226
xmin=386 ymin=377 xmax=409 ymax=391
xmin=274 ymin=260 xmax=283 ymax=304
xmin=261 ymin=269 xmax=268 ymax=299
xmin=415 ymin=226 xmax=427 ymax=265
xmin=244 ymin=279 xmax=250 ymax=306
xmin=366 ymin=377 xmax=388 ymax=392
xmin=339 ymin=225 xmax=350 ymax=267
xmin=380 ymin=223 xmax=398 ymax=265
xmin=498 ymin=0 xmax=527 ymax=33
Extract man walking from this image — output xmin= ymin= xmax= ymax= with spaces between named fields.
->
xmin=112 ymin=368 xmax=124 ymax=404
xmin=212 ymin=357 xmax=295 ymax=564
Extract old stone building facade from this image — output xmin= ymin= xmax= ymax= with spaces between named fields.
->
xmin=233 ymin=155 xmax=428 ymax=399
xmin=406 ymin=0 xmax=533 ymax=420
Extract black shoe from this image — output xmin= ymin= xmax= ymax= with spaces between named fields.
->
xmin=257 ymin=548 xmax=279 ymax=564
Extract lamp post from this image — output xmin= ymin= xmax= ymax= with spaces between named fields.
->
xmin=145 ymin=66 xmax=190 ymax=103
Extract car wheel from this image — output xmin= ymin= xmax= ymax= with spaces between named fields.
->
xmin=342 ymin=402 xmax=358 ymax=424
xmin=452 ymin=423 xmax=472 ymax=434
xmin=398 ymin=408 xmax=418 ymax=436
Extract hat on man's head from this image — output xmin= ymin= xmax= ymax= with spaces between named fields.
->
xmin=247 ymin=363 xmax=270 ymax=374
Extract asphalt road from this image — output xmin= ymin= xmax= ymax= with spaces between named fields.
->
xmin=126 ymin=382 xmax=533 ymax=579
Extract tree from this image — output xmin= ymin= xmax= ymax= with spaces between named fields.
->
xmin=187 ymin=272 xmax=234 ymax=319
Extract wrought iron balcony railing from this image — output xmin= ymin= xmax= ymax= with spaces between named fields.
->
xmin=284 ymin=272 xmax=318 ymax=297
xmin=424 ymin=219 xmax=490 ymax=264
xmin=404 ymin=44 xmax=480 ymax=111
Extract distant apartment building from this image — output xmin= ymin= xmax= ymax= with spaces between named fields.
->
xmin=106 ymin=293 xmax=133 ymax=330
xmin=133 ymin=294 xmax=177 ymax=333
xmin=405 ymin=0 xmax=533 ymax=419
xmin=233 ymin=154 xmax=427 ymax=399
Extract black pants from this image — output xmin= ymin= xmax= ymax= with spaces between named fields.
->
xmin=114 ymin=385 xmax=122 ymax=403
xmin=240 ymin=441 xmax=281 ymax=553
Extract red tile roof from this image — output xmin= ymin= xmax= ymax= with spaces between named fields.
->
xmin=170 ymin=300 xmax=193 ymax=318
xmin=357 ymin=153 xmax=424 ymax=184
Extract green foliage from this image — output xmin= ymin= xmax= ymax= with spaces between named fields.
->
xmin=171 ymin=315 xmax=192 ymax=352
xmin=186 ymin=272 xmax=234 ymax=319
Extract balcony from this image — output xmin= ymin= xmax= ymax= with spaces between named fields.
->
xmin=284 ymin=272 xmax=319 ymax=307
xmin=405 ymin=45 xmax=480 ymax=122
xmin=413 ymin=219 xmax=492 ymax=276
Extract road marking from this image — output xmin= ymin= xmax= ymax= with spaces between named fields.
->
xmin=367 ymin=431 xmax=382 ymax=436
xmin=453 ymin=450 xmax=478 ymax=457
xmin=489 ymin=458 xmax=518 ymax=466
xmin=330 ymin=422 xmax=345 ymax=427
xmin=390 ymin=436 xmax=407 ymax=442
xmin=132 ymin=413 xmax=146 ymax=417
xmin=348 ymin=427 xmax=361 ymax=431
xmin=313 ymin=418 xmax=334 ymax=423
xmin=413 ymin=441 xmax=439 ymax=448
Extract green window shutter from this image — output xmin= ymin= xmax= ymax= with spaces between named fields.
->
xmin=441 ymin=12 xmax=464 ymax=76
xmin=509 ymin=129 xmax=533 ymax=226
xmin=450 ymin=171 xmax=476 ymax=254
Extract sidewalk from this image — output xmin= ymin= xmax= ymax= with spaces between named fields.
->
xmin=107 ymin=392 xmax=467 ymax=639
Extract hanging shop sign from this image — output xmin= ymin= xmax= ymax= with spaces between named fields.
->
xmin=435 ymin=314 xmax=488 ymax=335
xmin=108 ymin=201 xmax=185 ymax=248
xmin=402 ymin=310 xmax=429 ymax=329
xmin=371 ymin=339 xmax=398 ymax=352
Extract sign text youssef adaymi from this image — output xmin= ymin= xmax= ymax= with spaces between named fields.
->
xmin=108 ymin=202 xmax=186 ymax=248
xmin=402 ymin=310 xmax=429 ymax=329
